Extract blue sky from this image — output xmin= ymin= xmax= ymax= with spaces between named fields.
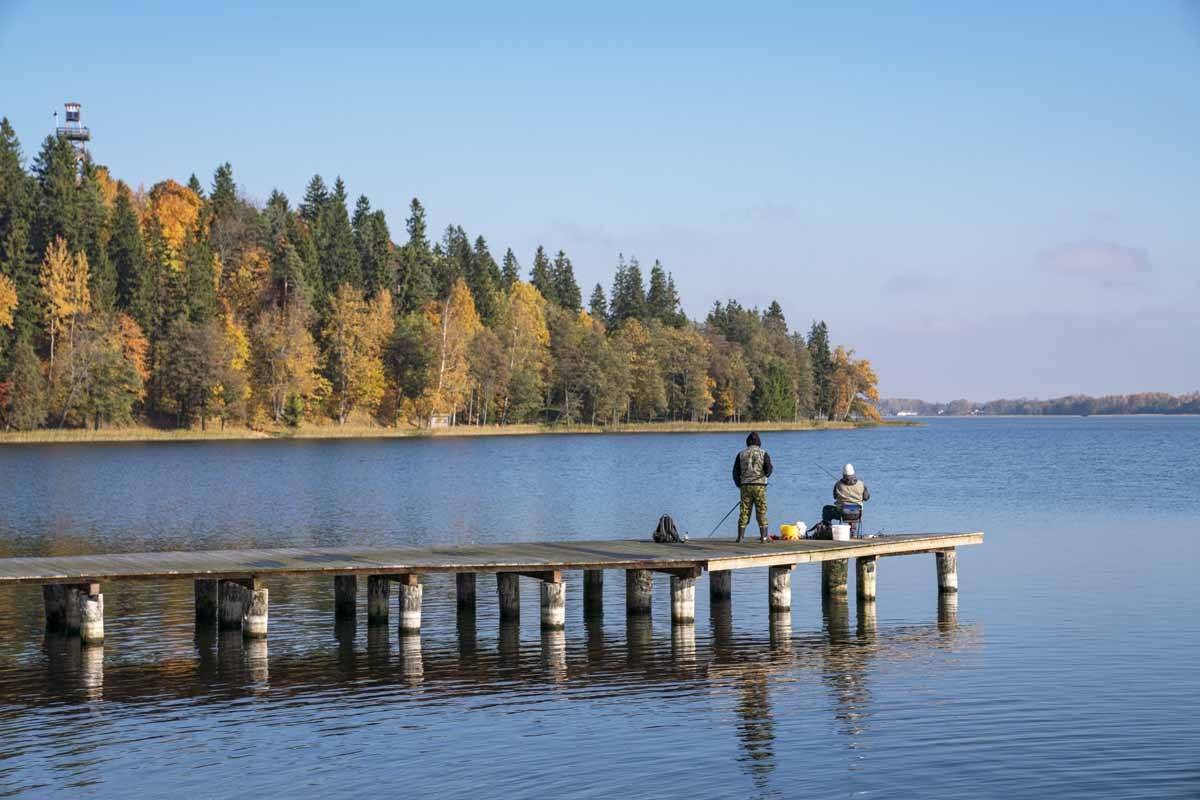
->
xmin=3 ymin=1 xmax=1198 ymax=399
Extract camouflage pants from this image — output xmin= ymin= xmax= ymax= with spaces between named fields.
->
xmin=738 ymin=484 xmax=768 ymax=528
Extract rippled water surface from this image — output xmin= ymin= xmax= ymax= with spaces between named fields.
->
xmin=1 ymin=418 xmax=1198 ymax=798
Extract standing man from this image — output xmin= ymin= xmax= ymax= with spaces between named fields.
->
xmin=733 ymin=432 xmax=773 ymax=543
xmin=833 ymin=463 xmax=870 ymax=537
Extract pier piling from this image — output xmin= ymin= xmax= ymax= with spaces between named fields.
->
xmin=194 ymin=579 xmax=219 ymax=623
xmin=936 ymin=549 xmax=958 ymax=593
xmin=583 ymin=569 xmax=604 ymax=616
xmin=397 ymin=574 xmax=422 ymax=634
xmin=456 ymin=573 xmax=476 ymax=612
xmin=670 ymin=575 xmax=696 ymax=623
xmin=856 ymin=556 xmax=878 ymax=601
xmin=497 ymin=572 xmax=520 ymax=620
xmin=334 ymin=575 xmax=357 ymax=618
xmin=367 ymin=575 xmax=390 ymax=623
xmin=769 ymin=565 xmax=793 ymax=612
xmin=243 ymin=580 xmax=268 ymax=639
xmin=709 ymin=570 xmax=732 ymax=603
xmin=822 ymin=559 xmax=849 ymax=596
xmin=540 ymin=575 xmax=566 ymax=630
xmin=625 ymin=569 xmax=653 ymax=615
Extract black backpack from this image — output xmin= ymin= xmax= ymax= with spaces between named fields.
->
xmin=653 ymin=514 xmax=688 ymax=543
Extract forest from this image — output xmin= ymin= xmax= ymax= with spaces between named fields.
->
xmin=880 ymin=393 xmax=1200 ymax=416
xmin=0 ymin=118 xmax=879 ymax=432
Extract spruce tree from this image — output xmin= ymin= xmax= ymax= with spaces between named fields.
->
xmin=352 ymin=195 xmax=392 ymax=298
xmin=530 ymin=245 xmax=555 ymax=302
xmin=500 ymin=248 xmax=520 ymax=288
xmin=318 ymin=177 xmax=361 ymax=293
xmin=610 ymin=255 xmax=646 ymax=323
xmin=469 ymin=235 xmax=500 ymax=323
xmin=186 ymin=173 xmax=204 ymax=197
xmin=299 ymin=174 xmax=328 ymax=225
xmin=31 ymin=135 xmax=82 ymax=258
xmin=552 ymin=250 xmax=581 ymax=311
xmin=108 ymin=182 xmax=148 ymax=314
xmin=646 ymin=259 xmax=685 ymax=324
xmin=210 ymin=162 xmax=236 ymax=220
xmin=0 ymin=119 xmax=38 ymax=340
xmin=808 ymin=320 xmax=832 ymax=418
xmin=79 ymin=162 xmax=115 ymax=309
xmin=588 ymin=283 xmax=608 ymax=321
xmin=395 ymin=198 xmax=434 ymax=312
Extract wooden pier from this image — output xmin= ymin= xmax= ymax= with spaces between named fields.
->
xmin=0 ymin=533 xmax=982 ymax=644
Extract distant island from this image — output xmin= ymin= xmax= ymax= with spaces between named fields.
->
xmin=880 ymin=392 xmax=1200 ymax=417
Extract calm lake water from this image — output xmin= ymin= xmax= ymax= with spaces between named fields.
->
xmin=1 ymin=417 xmax=1198 ymax=798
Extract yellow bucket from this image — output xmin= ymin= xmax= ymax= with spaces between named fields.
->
xmin=780 ymin=523 xmax=800 ymax=541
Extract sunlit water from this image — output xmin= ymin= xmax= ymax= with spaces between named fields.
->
xmin=1 ymin=417 xmax=1197 ymax=798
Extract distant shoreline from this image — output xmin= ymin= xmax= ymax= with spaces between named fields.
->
xmin=0 ymin=419 xmax=914 ymax=446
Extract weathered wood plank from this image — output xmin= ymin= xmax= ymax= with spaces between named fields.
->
xmin=0 ymin=533 xmax=983 ymax=584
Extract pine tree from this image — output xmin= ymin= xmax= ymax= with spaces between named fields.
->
xmin=395 ymin=198 xmax=434 ymax=313
xmin=530 ymin=245 xmax=555 ymax=303
xmin=588 ymin=283 xmax=608 ymax=321
xmin=552 ymin=250 xmax=581 ymax=311
xmin=500 ymin=248 xmax=520 ymax=288
xmin=187 ymin=174 xmax=205 ymax=197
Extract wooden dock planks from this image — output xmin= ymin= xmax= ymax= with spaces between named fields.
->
xmin=0 ymin=533 xmax=983 ymax=585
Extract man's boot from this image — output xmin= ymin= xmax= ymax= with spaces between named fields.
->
xmin=736 ymin=525 xmax=746 ymax=543
xmin=759 ymin=525 xmax=770 ymax=543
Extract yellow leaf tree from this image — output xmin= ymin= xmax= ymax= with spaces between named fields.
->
xmin=40 ymin=236 xmax=91 ymax=371
xmin=830 ymin=346 xmax=880 ymax=422
xmin=250 ymin=301 xmax=326 ymax=422
xmin=323 ymin=284 xmax=395 ymax=424
xmin=146 ymin=179 xmax=203 ymax=271
xmin=0 ymin=272 xmax=16 ymax=330
xmin=494 ymin=280 xmax=549 ymax=422
xmin=422 ymin=279 xmax=482 ymax=424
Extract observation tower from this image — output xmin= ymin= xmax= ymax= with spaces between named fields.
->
xmin=54 ymin=102 xmax=91 ymax=163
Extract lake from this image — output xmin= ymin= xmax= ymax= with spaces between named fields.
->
xmin=1 ymin=417 xmax=1198 ymax=798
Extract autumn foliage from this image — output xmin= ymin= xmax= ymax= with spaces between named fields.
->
xmin=0 ymin=116 xmax=880 ymax=432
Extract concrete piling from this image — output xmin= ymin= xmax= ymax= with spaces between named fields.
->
xmin=670 ymin=575 xmax=696 ymax=623
xmin=936 ymin=549 xmax=958 ymax=593
xmin=540 ymin=578 xmax=566 ymax=630
xmin=769 ymin=565 xmax=793 ymax=612
xmin=856 ymin=556 xmax=878 ymax=601
xmin=397 ymin=575 xmax=422 ymax=634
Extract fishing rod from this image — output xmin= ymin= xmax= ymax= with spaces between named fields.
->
xmin=707 ymin=501 xmax=741 ymax=537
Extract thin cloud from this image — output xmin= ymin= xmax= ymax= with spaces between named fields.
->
xmin=1035 ymin=241 xmax=1150 ymax=286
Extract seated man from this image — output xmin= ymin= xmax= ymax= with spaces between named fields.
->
xmin=832 ymin=463 xmax=870 ymax=537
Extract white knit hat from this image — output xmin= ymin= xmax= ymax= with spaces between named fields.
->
xmin=843 ymin=463 xmax=855 ymax=477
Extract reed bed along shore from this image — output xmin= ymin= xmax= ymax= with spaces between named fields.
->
xmin=0 ymin=418 xmax=912 ymax=445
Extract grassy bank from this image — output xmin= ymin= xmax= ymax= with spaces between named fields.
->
xmin=0 ymin=418 xmax=913 ymax=445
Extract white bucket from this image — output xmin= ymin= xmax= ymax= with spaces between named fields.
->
xmin=831 ymin=523 xmax=851 ymax=541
